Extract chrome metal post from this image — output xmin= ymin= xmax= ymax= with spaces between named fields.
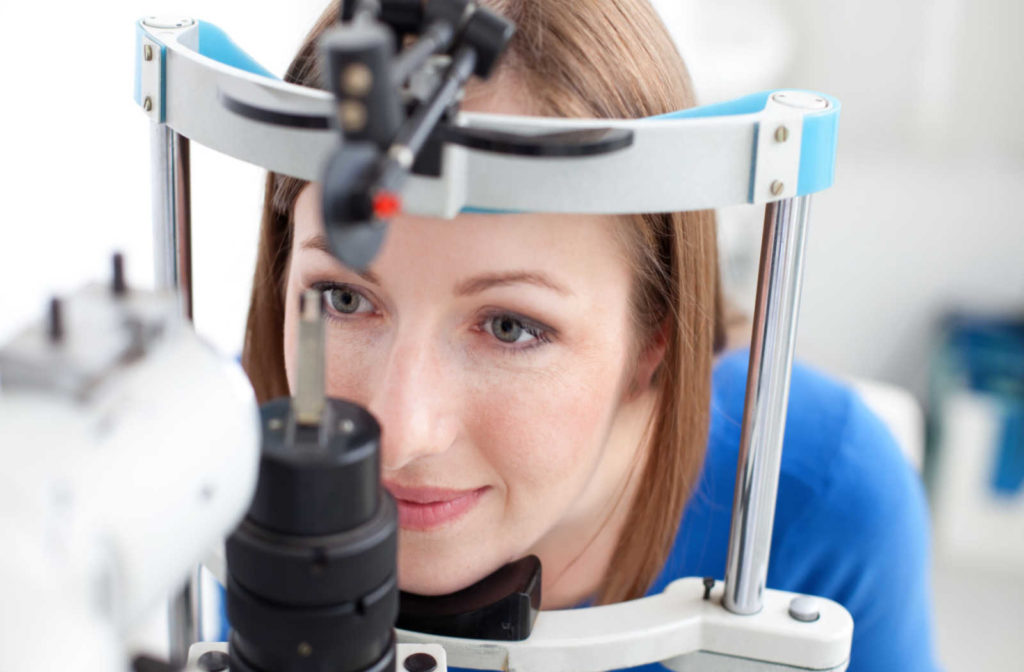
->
xmin=150 ymin=123 xmax=194 ymax=320
xmin=168 ymin=566 xmax=202 ymax=666
xmin=723 ymin=195 xmax=812 ymax=615
xmin=151 ymin=121 xmax=199 ymax=663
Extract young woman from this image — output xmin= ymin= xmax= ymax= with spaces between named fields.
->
xmin=242 ymin=1 xmax=939 ymax=669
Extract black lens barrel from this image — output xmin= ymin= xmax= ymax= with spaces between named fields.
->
xmin=226 ymin=398 xmax=398 ymax=672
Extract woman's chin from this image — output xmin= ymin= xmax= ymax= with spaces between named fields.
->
xmin=397 ymin=552 xmax=502 ymax=596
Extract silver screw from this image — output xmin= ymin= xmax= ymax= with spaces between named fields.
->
xmin=143 ymin=44 xmax=153 ymax=61
xmin=774 ymin=125 xmax=789 ymax=143
xmin=297 ymin=642 xmax=313 ymax=657
xmin=770 ymin=180 xmax=785 ymax=196
xmin=340 ymin=101 xmax=367 ymax=132
xmin=342 ymin=63 xmax=373 ymax=96
xmin=268 ymin=418 xmax=284 ymax=431
xmin=339 ymin=419 xmax=355 ymax=434
xmin=143 ymin=97 xmax=153 ymax=112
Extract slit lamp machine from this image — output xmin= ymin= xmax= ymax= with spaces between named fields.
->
xmin=0 ymin=1 xmax=844 ymax=670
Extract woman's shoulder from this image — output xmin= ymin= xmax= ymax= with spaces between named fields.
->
xmin=705 ymin=347 xmax=926 ymax=542
xmin=707 ymin=347 xmax=913 ymax=498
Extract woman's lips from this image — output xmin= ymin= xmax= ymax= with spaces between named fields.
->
xmin=384 ymin=482 xmax=489 ymax=531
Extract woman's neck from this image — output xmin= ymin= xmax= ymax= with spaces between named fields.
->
xmin=528 ymin=387 xmax=658 ymax=609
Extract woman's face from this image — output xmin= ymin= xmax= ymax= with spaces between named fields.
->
xmin=282 ymin=87 xmax=661 ymax=605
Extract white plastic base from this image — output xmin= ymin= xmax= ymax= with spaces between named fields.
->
xmin=397 ymin=578 xmax=851 ymax=672
xmin=184 ymin=641 xmax=448 ymax=672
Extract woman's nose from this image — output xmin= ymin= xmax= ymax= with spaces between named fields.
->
xmin=369 ymin=336 xmax=460 ymax=472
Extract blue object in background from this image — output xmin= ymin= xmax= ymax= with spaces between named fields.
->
xmin=938 ymin=314 xmax=1024 ymax=497
xmin=993 ymin=411 xmax=1024 ymax=495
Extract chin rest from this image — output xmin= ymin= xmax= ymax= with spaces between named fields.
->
xmin=398 ymin=555 xmax=541 ymax=641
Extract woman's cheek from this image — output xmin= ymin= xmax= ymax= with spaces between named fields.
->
xmin=468 ymin=353 xmax=617 ymax=508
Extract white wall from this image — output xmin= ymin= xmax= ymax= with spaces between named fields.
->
xmin=0 ymin=1 xmax=330 ymax=355
xmin=679 ymin=0 xmax=1024 ymax=400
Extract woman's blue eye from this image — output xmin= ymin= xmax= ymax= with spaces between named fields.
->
xmin=322 ymin=285 xmax=373 ymax=315
xmin=491 ymin=315 xmax=525 ymax=343
xmin=484 ymin=314 xmax=545 ymax=346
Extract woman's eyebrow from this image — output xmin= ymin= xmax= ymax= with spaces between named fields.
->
xmin=298 ymin=233 xmax=382 ymax=285
xmin=454 ymin=271 xmax=571 ymax=297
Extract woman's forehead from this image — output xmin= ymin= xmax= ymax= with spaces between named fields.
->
xmin=292 ymin=184 xmax=632 ymax=293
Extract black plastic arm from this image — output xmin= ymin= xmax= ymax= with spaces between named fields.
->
xmin=438 ymin=124 xmax=635 ymax=157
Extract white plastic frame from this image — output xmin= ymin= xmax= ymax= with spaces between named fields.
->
xmin=135 ymin=19 xmax=833 ymax=217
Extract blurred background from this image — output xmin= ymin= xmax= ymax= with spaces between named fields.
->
xmin=663 ymin=3 xmax=1024 ymax=669
xmin=1 ymin=0 xmax=1021 ymax=668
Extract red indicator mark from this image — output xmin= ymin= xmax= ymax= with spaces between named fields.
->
xmin=373 ymin=191 xmax=402 ymax=219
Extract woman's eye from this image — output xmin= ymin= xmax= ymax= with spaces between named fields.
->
xmin=321 ymin=285 xmax=373 ymax=315
xmin=484 ymin=314 xmax=542 ymax=345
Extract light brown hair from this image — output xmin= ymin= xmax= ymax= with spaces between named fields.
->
xmin=243 ymin=0 xmax=725 ymax=605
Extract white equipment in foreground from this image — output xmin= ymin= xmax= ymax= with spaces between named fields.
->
xmin=0 ymin=261 xmax=262 ymax=672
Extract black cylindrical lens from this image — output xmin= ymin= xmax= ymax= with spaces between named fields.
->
xmin=226 ymin=398 xmax=398 ymax=672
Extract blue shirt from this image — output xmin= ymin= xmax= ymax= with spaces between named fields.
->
xmin=625 ymin=348 xmax=938 ymax=671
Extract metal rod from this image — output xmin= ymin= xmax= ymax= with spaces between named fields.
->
xmin=151 ymin=122 xmax=200 ymax=661
xmin=376 ymin=45 xmax=476 ymax=194
xmin=294 ymin=289 xmax=326 ymax=426
xmin=150 ymin=123 xmax=194 ymax=320
xmin=723 ymin=195 xmax=812 ymax=615
xmin=391 ymin=44 xmax=476 ymax=161
xmin=167 ymin=566 xmax=202 ymax=667
xmin=391 ymin=21 xmax=455 ymax=85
